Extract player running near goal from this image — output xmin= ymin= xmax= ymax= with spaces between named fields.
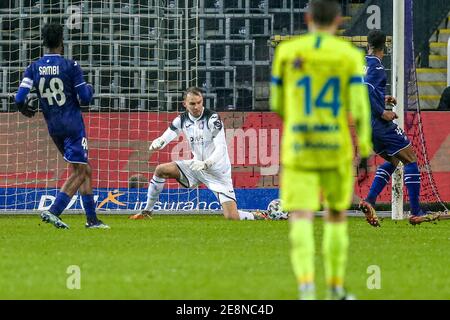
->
xmin=359 ymin=30 xmax=441 ymax=227
xmin=129 ymin=87 xmax=269 ymax=221
xmin=271 ymin=0 xmax=372 ymax=299
xmin=14 ymin=23 xmax=109 ymax=229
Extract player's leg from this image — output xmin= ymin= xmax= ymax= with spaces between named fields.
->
xmin=289 ymin=210 xmax=315 ymax=300
xmin=49 ymin=163 xmax=86 ymax=215
xmin=282 ymin=167 xmax=318 ymax=300
xmin=41 ymin=134 xmax=91 ymax=229
xmin=393 ymin=147 xmax=440 ymax=224
xmin=322 ymin=162 xmax=353 ymax=300
xmin=40 ymin=162 xmax=86 ymax=229
xmin=202 ymin=169 xmax=268 ymax=220
xmin=365 ymin=153 xmax=399 ymax=205
xmin=78 ymin=163 xmax=109 ymax=228
xmin=215 ymin=194 xmax=267 ymax=220
xmin=322 ymin=209 xmax=351 ymax=299
xmin=394 ymin=147 xmax=423 ymax=217
xmin=129 ymin=162 xmax=182 ymax=219
xmin=47 ymin=132 xmax=88 ymax=217
xmin=221 ymin=200 xmax=239 ymax=220
xmin=360 ymin=153 xmax=398 ymax=227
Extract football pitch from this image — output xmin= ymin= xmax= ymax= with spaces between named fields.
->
xmin=0 ymin=214 xmax=449 ymax=300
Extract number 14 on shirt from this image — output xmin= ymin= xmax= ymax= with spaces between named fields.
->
xmin=296 ymin=76 xmax=341 ymax=117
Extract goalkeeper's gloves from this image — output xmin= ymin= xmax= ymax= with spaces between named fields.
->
xmin=357 ymin=157 xmax=370 ymax=184
xmin=15 ymin=93 xmax=38 ymax=118
xmin=189 ymin=159 xmax=213 ymax=172
xmin=149 ymin=137 xmax=165 ymax=151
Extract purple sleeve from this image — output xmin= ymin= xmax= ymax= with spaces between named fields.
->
xmin=365 ymin=68 xmax=385 ymax=89
xmin=72 ymin=61 xmax=94 ymax=105
xmin=367 ymin=84 xmax=385 ymax=118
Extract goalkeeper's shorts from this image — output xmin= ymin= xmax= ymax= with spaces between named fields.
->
xmin=280 ymin=161 xmax=354 ymax=212
xmin=175 ymin=160 xmax=236 ymax=204
xmin=51 ymin=132 xmax=88 ymax=164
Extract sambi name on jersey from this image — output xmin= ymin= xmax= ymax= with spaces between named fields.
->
xmin=39 ymin=66 xmax=60 ymax=75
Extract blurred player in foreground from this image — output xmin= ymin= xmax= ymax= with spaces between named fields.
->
xmin=14 ymin=23 xmax=109 ymax=229
xmin=271 ymin=0 xmax=372 ymax=299
xmin=359 ymin=30 xmax=442 ymax=226
xmin=129 ymin=87 xmax=271 ymax=221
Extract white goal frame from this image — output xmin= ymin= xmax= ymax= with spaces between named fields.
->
xmin=392 ymin=0 xmax=406 ymax=220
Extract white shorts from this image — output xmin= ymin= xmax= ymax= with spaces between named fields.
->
xmin=175 ymin=160 xmax=236 ymax=204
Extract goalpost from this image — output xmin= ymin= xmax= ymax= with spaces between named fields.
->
xmin=0 ymin=0 xmax=202 ymax=214
xmin=392 ymin=0 xmax=405 ymax=220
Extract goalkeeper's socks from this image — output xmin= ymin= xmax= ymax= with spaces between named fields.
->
xmin=238 ymin=210 xmax=254 ymax=220
xmin=366 ymin=162 xmax=396 ymax=205
xmin=49 ymin=192 xmax=71 ymax=217
xmin=404 ymin=162 xmax=422 ymax=215
xmin=322 ymin=221 xmax=348 ymax=291
xmin=81 ymin=194 xmax=97 ymax=219
xmin=144 ymin=175 xmax=166 ymax=211
xmin=289 ymin=219 xmax=315 ymax=293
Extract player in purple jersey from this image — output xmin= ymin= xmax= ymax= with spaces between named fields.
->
xmin=14 ymin=23 xmax=109 ymax=229
xmin=359 ymin=30 xmax=440 ymax=226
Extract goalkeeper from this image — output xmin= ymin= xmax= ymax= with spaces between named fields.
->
xmin=271 ymin=0 xmax=372 ymax=299
xmin=129 ymin=87 xmax=269 ymax=221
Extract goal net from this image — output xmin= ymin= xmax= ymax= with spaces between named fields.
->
xmin=267 ymin=0 xmax=449 ymax=216
xmin=402 ymin=0 xmax=448 ymax=214
xmin=1 ymin=0 xmax=448 ymax=216
xmin=350 ymin=0 xmax=449 ymax=216
xmin=0 ymin=0 xmax=202 ymax=213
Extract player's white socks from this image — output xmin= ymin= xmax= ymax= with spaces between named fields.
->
xmin=238 ymin=210 xmax=255 ymax=220
xmin=144 ymin=175 xmax=166 ymax=211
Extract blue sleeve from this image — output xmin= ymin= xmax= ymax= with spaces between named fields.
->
xmin=77 ymin=84 xmax=94 ymax=105
xmin=364 ymin=62 xmax=387 ymax=118
xmin=15 ymin=87 xmax=30 ymax=104
xmin=367 ymin=84 xmax=385 ymax=118
xmin=365 ymin=67 xmax=385 ymax=90
xmin=15 ymin=65 xmax=34 ymax=104
xmin=72 ymin=61 xmax=94 ymax=105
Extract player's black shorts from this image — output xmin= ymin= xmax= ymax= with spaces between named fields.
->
xmin=372 ymin=123 xmax=411 ymax=156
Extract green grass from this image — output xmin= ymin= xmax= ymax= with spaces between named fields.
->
xmin=0 ymin=214 xmax=449 ymax=300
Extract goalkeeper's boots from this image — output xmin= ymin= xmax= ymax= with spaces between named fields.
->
xmin=129 ymin=210 xmax=153 ymax=220
xmin=85 ymin=217 xmax=110 ymax=229
xmin=327 ymin=287 xmax=356 ymax=300
xmin=359 ymin=200 xmax=381 ymax=227
xmin=253 ymin=210 xmax=270 ymax=220
xmin=40 ymin=211 xmax=69 ymax=229
xmin=409 ymin=211 xmax=441 ymax=226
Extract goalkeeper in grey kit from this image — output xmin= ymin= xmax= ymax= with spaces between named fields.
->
xmin=129 ymin=87 xmax=271 ymax=220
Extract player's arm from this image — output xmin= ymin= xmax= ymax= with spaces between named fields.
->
xmin=366 ymin=82 xmax=398 ymax=122
xmin=72 ymin=61 xmax=94 ymax=105
xmin=349 ymin=51 xmax=373 ymax=159
xmin=190 ymin=113 xmax=226 ymax=171
xmin=270 ymin=44 xmax=284 ymax=118
xmin=366 ymin=83 xmax=386 ymax=118
xmin=149 ymin=116 xmax=181 ymax=151
xmin=15 ymin=65 xmax=37 ymax=118
xmin=365 ymin=64 xmax=391 ymax=119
